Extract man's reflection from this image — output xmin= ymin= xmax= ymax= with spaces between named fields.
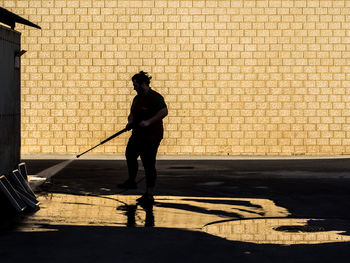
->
xmin=117 ymin=203 xmax=154 ymax=227
xmin=144 ymin=205 xmax=154 ymax=227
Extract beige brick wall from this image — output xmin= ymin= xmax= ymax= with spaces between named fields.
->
xmin=1 ymin=0 xmax=350 ymax=156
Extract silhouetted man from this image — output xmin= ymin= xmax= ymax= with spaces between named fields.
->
xmin=118 ymin=71 xmax=168 ymax=206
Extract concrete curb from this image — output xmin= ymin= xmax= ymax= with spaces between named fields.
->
xmin=21 ymin=154 xmax=350 ymax=160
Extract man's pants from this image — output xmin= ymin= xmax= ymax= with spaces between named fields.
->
xmin=125 ymin=135 xmax=161 ymax=188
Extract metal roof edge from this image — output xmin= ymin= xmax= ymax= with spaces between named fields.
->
xmin=0 ymin=7 xmax=41 ymax=30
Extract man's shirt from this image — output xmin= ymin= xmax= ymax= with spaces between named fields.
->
xmin=130 ymin=88 xmax=167 ymax=141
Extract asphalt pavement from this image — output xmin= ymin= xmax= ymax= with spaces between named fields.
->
xmin=1 ymin=158 xmax=350 ymax=262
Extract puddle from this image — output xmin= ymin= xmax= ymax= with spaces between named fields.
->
xmin=17 ymin=194 xmax=288 ymax=231
xmin=202 ymin=218 xmax=350 ymax=245
xmin=17 ymin=193 xmax=350 ymax=245
xmin=28 ymin=176 xmax=46 ymax=182
xmin=274 ymin=224 xmax=325 ymax=232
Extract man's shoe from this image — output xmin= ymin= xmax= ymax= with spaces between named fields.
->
xmin=117 ymin=180 xmax=137 ymax=189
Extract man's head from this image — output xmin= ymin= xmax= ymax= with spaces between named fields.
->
xmin=132 ymin=71 xmax=152 ymax=86
xmin=132 ymin=71 xmax=152 ymax=95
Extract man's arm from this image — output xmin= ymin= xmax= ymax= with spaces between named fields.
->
xmin=126 ymin=113 xmax=134 ymax=130
xmin=139 ymin=107 xmax=168 ymax=128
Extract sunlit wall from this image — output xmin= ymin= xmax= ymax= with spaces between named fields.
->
xmin=1 ymin=0 xmax=350 ymax=156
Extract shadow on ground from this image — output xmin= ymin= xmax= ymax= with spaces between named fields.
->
xmin=33 ymin=160 xmax=350 ymax=220
xmin=1 ymin=224 xmax=350 ymax=263
xmin=1 ymin=159 xmax=350 ymax=262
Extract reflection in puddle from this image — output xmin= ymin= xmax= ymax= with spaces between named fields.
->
xmin=116 ymin=204 xmax=154 ymax=227
xmin=18 ymin=193 xmax=350 ymax=245
xmin=203 ymin=218 xmax=350 ymax=245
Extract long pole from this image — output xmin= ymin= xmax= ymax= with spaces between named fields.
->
xmin=76 ymin=128 xmax=128 ymax=158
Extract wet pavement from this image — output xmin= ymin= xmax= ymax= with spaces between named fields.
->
xmin=1 ymin=158 xmax=350 ymax=262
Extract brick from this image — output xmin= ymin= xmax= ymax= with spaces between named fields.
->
xmin=0 ymin=0 xmax=343 ymax=155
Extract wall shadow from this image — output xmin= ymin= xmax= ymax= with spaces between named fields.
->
xmin=1 ymin=224 xmax=350 ymax=263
